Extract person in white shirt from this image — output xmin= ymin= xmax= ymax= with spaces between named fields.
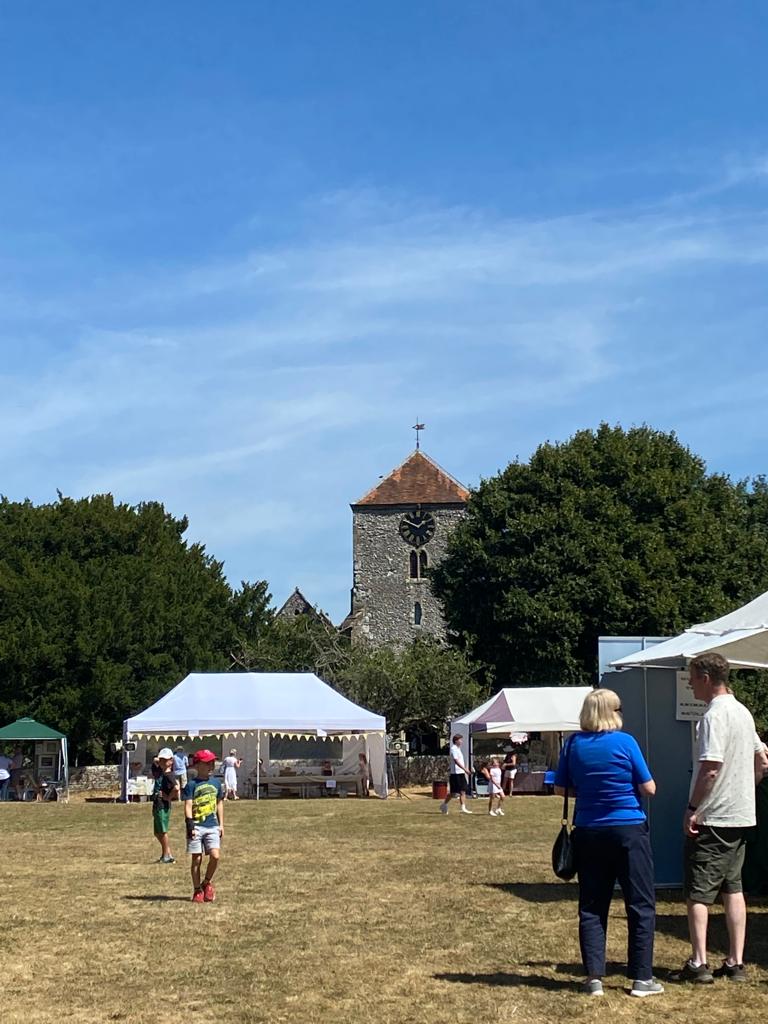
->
xmin=670 ymin=653 xmax=768 ymax=985
xmin=439 ymin=734 xmax=472 ymax=815
xmin=0 ymin=752 xmax=12 ymax=801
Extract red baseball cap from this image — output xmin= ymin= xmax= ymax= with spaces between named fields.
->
xmin=191 ymin=749 xmax=217 ymax=764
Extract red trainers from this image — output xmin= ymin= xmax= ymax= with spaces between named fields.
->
xmin=191 ymin=888 xmax=205 ymax=903
xmin=203 ymin=881 xmax=216 ymax=902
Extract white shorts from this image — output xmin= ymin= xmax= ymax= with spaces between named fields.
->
xmin=187 ymin=824 xmax=221 ymax=855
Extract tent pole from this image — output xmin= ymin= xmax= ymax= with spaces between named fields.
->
xmin=468 ymin=728 xmax=473 ymax=799
xmin=62 ymin=737 xmax=69 ymax=801
xmin=120 ymin=722 xmax=129 ymax=803
xmin=256 ymin=731 xmax=260 ymax=801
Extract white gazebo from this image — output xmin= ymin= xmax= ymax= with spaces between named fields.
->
xmin=122 ymin=672 xmax=387 ymax=799
xmin=451 ymin=686 xmax=593 ymax=791
xmin=606 ymin=588 xmax=768 ymax=886
xmin=611 ymin=589 xmax=768 ymax=671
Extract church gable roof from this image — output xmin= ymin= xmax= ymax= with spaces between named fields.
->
xmin=353 ymin=451 xmax=469 ymax=507
xmin=276 ymin=588 xmax=333 ymax=629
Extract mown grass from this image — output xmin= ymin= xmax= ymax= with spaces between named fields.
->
xmin=4 ymin=792 xmax=767 ymax=1023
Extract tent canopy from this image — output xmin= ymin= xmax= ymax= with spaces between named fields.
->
xmin=454 ymin=686 xmax=593 ymax=734
xmin=0 ymin=717 xmax=65 ymax=741
xmin=124 ymin=672 xmax=388 ymax=800
xmin=611 ymin=589 xmax=768 ymax=670
xmin=125 ymin=672 xmax=386 ymax=737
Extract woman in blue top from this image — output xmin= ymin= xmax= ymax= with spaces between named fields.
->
xmin=555 ymin=688 xmax=661 ymax=998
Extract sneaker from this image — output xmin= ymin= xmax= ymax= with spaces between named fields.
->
xmin=630 ymin=979 xmax=664 ymax=998
xmin=439 ymin=803 xmax=448 ymax=814
xmin=712 ymin=960 xmax=746 ymax=982
xmin=203 ymin=880 xmax=216 ymax=902
xmin=489 ymin=810 xmax=498 ymax=816
xmin=581 ymin=979 xmax=604 ymax=997
xmin=161 ymin=855 xmax=175 ymax=864
xmin=460 ymin=807 xmax=473 ymax=814
xmin=668 ymin=959 xmax=714 ymax=984
xmin=497 ymin=809 xmax=505 ymax=816
xmin=191 ymin=888 xmax=205 ymax=903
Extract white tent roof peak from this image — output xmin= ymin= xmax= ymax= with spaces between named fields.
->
xmin=125 ymin=672 xmax=386 ymax=736
xmin=454 ymin=686 xmax=593 ymax=734
xmin=689 ymin=590 xmax=768 ymax=634
xmin=611 ymin=588 xmax=768 ymax=670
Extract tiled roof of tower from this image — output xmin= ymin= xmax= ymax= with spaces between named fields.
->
xmin=353 ymin=451 xmax=469 ymax=507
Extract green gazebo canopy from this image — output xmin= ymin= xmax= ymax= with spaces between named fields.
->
xmin=0 ymin=717 xmax=65 ymax=741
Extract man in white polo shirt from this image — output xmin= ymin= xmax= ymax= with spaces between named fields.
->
xmin=439 ymin=734 xmax=472 ymax=815
xmin=671 ymin=653 xmax=768 ymax=985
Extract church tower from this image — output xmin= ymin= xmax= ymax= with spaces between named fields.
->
xmin=344 ymin=449 xmax=468 ymax=647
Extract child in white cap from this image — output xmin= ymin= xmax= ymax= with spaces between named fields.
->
xmin=152 ymin=747 xmax=180 ymax=863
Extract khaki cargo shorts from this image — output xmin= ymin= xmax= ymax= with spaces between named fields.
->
xmin=684 ymin=826 xmax=747 ymax=905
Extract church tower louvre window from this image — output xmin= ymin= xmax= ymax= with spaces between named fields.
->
xmin=408 ymin=549 xmax=430 ymax=580
xmin=343 ymin=445 xmax=469 ymax=648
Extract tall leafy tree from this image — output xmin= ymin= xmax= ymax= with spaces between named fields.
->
xmin=236 ymin=616 xmax=481 ymax=737
xmin=432 ymin=424 xmax=768 ymax=687
xmin=0 ymin=495 xmax=271 ymax=759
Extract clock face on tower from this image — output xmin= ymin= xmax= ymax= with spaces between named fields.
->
xmin=399 ymin=510 xmax=436 ymax=548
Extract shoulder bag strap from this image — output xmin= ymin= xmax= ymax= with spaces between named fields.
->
xmin=561 ymin=736 xmax=573 ymax=827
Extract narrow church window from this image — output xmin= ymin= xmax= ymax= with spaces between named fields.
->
xmin=414 ymin=602 xmax=423 ymax=626
xmin=419 ymin=550 xmax=428 ymax=576
xmin=409 ymin=551 xmax=419 ymax=579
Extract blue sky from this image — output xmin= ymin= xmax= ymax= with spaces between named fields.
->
xmin=2 ymin=2 xmax=768 ymax=622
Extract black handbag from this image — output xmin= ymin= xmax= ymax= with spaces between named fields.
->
xmin=551 ymin=738 xmax=577 ymax=881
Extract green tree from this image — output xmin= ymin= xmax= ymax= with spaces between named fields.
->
xmin=236 ymin=616 xmax=481 ymax=737
xmin=432 ymin=424 xmax=768 ymax=688
xmin=0 ymin=495 xmax=271 ymax=760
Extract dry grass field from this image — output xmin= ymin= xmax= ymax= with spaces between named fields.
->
xmin=5 ymin=791 xmax=768 ymax=1024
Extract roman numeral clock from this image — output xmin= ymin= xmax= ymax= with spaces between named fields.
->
xmin=398 ymin=509 xmax=436 ymax=548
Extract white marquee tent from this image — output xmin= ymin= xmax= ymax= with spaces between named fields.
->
xmin=453 ymin=686 xmax=593 ymax=736
xmin=611 ymin=589 xmax=768 ymax=670
xmin=123 ymin=672 xmax=387 ymax=798
xmin=451 ymin=686 xmax=593 ymax=780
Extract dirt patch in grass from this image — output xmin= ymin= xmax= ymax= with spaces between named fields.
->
xmin=3 ymin=794 xmax=766 ymax=1023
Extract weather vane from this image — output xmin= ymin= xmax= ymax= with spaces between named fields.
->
xmin=412 ymin=420 xmax=425 ymax=450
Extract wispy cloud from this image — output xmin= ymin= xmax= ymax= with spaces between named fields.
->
xmin=1 ymin=170 xmax=767 ymax=618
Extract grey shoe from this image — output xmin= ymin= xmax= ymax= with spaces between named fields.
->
xmin=668 ymin=959 xmax=714 ymax=984
xmin=630 ymin=978 xmax=664 ymax=997
xmin=581 ymin=979 xmax=604 ymax=997
xmin=712 ymin=960 xmax=747 ymax=982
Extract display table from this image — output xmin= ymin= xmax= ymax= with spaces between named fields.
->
xmin=512 ymin=770 xmax=548 ymax=794
xmin=127 ymin=776 xmax=154 ymax=801
xmin=257 ymin=773 xmax=361 ymax=799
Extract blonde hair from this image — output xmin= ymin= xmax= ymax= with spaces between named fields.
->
xmin=579 ymin=688 xmax=623 ymax=733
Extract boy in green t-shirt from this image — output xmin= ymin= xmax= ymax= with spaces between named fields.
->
xmin=152 ymin=748 xmax=180 ymax=863
xmin=183 ymin=750 xmax=224 ymax=903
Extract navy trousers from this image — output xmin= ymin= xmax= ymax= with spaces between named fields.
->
xmin=573 ymin=822 xmax=656 ymax=980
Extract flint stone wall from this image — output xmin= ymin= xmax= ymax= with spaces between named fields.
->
xmin=350 ymin=506 xmax=464 ymax=648
xmin=69 ymin=764 xmax=121 ymax=792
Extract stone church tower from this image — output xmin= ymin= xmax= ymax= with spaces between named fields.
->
xmin=343 ymin=450 xmax=468 ymax=647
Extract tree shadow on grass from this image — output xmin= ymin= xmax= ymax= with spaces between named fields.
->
xmin=435 ymin=971 xmax=575 ymax=992
xmin=122 ymin=894 xmax=190 ymax=902
xmin=479 ymin=881 xmax=578 ymax=902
